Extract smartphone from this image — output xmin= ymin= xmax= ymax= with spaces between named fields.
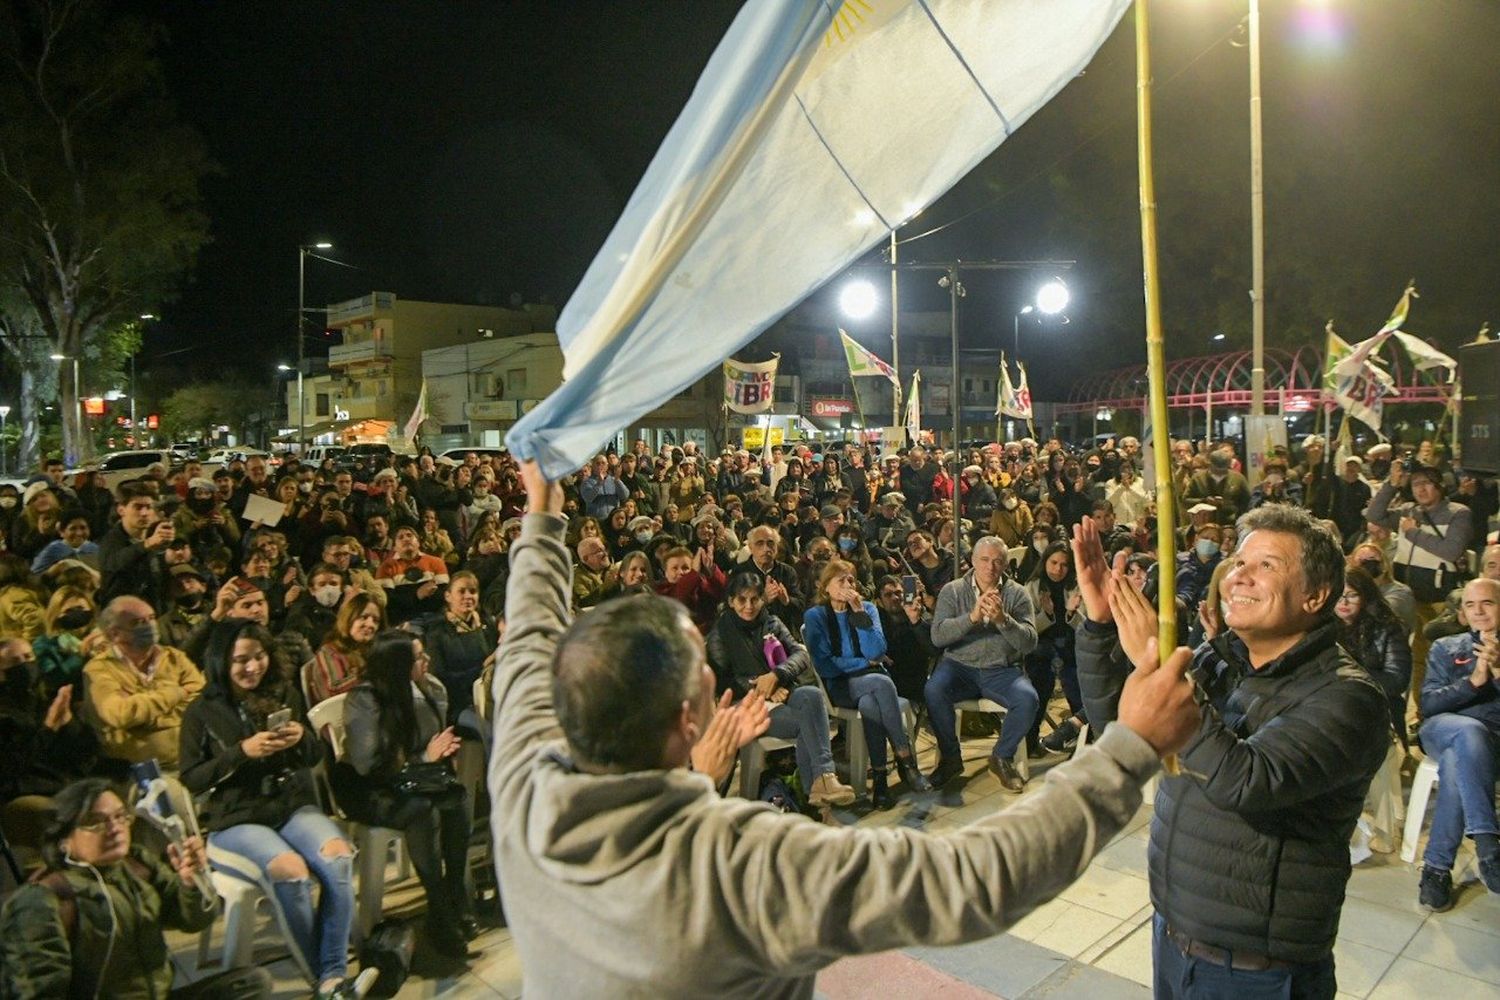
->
xmin=265 ymin=708 xmax=293 ymax=732
xmin=901 ymin=574 xmax=918 ymax=604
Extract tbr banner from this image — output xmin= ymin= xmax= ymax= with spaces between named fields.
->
xmin=723 ymin=356 xmax=780 ymax=414
xmin=502 ymin=0 xmax=1134 ymax=477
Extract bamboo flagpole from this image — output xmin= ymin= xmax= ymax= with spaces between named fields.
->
xmin=1135 ymin=0 xmax=1182 ymax=775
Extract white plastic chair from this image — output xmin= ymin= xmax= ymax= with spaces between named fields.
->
xmin=954 ymin=698 xmax=1030 ymax=781
xmin=829 ymin=699 xmax=917 ymax=797
xmin=306 ymin=693 xmax=412 ymax=941
xmin=195 ymin=858 xmax=315 ymax=984
xmin=1400 ymin=756 xmax=1440 ymax=864
xmin=737 ymin=735 xmax=797 ymax=799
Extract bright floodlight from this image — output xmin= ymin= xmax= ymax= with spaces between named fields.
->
xmin=1036 ymin=280 xmax=1069 ymax=315
xmin=49 ymin=353 xmax=66 ymax=361
xmin=314 ymin=242 xmax=333 ymax=249
xmin=277 ymin=364 xmax=292 ymax=371
xmin=839 ymin=280 xmax=879 ymax=320
xmin=140 ymin=313 xmax=157 ymax=320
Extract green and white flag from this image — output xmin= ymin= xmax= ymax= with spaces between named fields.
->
xmin=904 ymin=370 xmax=922 ymax=444
xmin=839 ymin=329 xmax=898 ymax=383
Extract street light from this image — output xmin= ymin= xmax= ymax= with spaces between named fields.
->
xmin=1036 ymin=280 xmax=1070 ymax=315
xmin=838 ymin=279 xmax=878 ymax=321
xmin=50 ymin=352 xmax=83 ymax=464
xmin=297 ymin=241 xmax=334 ymax=454
xmin=134 ymin=313 xmax=157 ymax=438
xmin=1013 ymin=304 xmax=1034 ymax=359
xmin=277 ymin=363 xmax=303 ymax=453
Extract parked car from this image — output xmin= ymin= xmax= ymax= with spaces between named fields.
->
xmin=72 ymin=449 xmax=175 ymax=492
xmin=336 ymin=443 xmax=400 ymax=472
xmin=203 ymin=447 xmax=274 ymax=468
xmin=436 ymin=446 xmax=509 ymax=465
xmin=301 ymin=445 xmax=346 ymax=467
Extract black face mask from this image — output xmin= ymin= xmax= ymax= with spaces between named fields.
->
xmin=56 ymin=608 xmax=93 ymax=631
xmin=1359 ymin=559 xmax=1384 ymax=579
xmin=187 ymin=496 xmax=214 ymax=515
xmin=176 ymin=595 xmax=205 ymax=612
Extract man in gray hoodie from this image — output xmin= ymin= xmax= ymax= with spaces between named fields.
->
xmin=488 ymin=462 xmax=1199 ymax=998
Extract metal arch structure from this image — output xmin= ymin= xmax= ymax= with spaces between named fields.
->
xmin=1056 ymin=345 xmax=1452 ymax=416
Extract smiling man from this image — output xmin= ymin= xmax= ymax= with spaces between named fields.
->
xmin=1073 ymin=505 xmax=1388 ymax=1000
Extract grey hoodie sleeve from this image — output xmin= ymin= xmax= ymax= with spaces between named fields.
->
xmin=726 ymin=724 xmax=1160 ymax=968
xmin=492 ymin=513 xmax=571 ymax=793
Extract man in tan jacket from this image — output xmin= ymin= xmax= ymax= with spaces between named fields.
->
xmin=83 ymin=596 xmax=204 ymax=770
xmin=489 ymin=463 xmax=1200 ymax=998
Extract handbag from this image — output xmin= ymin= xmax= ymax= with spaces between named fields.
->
xmin=393 ymin=759 xmax=461 ymax=797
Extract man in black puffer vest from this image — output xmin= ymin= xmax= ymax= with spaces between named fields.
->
xmin=1073 ymin=505 xmax=1388 ymax=999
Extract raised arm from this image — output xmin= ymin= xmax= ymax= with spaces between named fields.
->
xmin=491 ymin=464 xmax=570 ymax=789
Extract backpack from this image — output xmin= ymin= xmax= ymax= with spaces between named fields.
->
xmin=758 ymin=775 xmax=801 ymax=814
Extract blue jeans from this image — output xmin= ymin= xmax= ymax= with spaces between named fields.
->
xmin=1025 ymin=629 xmax=1084 ymax=742
xmin=825 ymin=671 xmax=910 ymax=769
xmin=1420 ymin=712 xmax=1500 ymax=871
xmin=1152 ymin=913 xmax=1336 ymax=999
xmin=925 ymin=657 xmax=1039 ymax=762
xmin=764 ymin=686 xmax=836 ymax=787
xmin=208 ymin=806 xmax=354 ymax=982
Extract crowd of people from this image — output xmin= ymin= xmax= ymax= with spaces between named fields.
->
xmin=0 ymin=429 xmax=1495 ymax=995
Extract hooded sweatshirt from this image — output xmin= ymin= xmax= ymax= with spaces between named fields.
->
xmin=489 ymin=513 xmax=1161 ymax=998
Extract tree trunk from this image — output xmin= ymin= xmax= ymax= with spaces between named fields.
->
xmin=18 ymin=365 xmax=39 ymax=473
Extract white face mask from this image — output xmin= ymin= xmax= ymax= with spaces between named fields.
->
xmin=313 ymin=585 xmax=342 ymax=608
xmin=1002 ymin=497 xmax=1018 ymax=510
xmin=299 ymin=482 xmax=313 ymax=493
xmin=1033 ymin=540 xmax=1048 ymax=553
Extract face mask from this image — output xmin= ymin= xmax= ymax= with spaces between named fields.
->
xmin=838 ymin=537 xmax=858 ymax=553
xmin=57 ymin=607 xmax=93 ymax=631
xmin=1002 ymin=497 xmax=1018 ymax=510
xmin=1034 ymin=540 xmax=1048 ymax=553
xmin=635 ymin=530 xmax=653 ymax=544
xmin=299 ymin=482 xmax=313 ymax=494
xmin=0 ymin=497 xmax=15 ymax=509
xmin=187 ymin=495 xmax=214 ymax=515
xmin=127 ymin=620 xmax=158 ymax=650
xmin=1359 ymin=558 xmax=1383 ymax=578
xmin=314 ymin=585 xmax=343 ymax=608
xmin=176 ymin=594 xmax=204 ymax=612
xmin=1195 ymin=539 xmax=1220 ymax=559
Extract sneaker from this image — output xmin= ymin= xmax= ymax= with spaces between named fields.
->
xmin=988 ymin=756 xmax=1026 ymax=792
xmin=927 ymin=756 xmax=964 ymax=789
xmin=1418 ymin=865 xmax=1454 ymax=912
xmin=1479 ymin=853 xmax=1500 ymax=895
xmin=1041 ymin=720 xmax=1081 ymax=754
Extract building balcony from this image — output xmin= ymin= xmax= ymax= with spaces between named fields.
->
xmin=329 ymin=340 xmax=393 ymax=367
xmin=331 ymin=396 xmax=393 ymax=422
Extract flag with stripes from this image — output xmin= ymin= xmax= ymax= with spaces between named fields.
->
xmin=500 ymin=0 xmax=1135 ymax=476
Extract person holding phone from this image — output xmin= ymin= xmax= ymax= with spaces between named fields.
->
xmin=875 ymin=574 xmax=936 ymax=708
xmin=178 ymin=620 xmax=368 ymax=999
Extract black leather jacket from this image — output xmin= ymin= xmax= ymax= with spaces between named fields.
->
xmin=1077 ymin=618 xmax=1388 ymax=962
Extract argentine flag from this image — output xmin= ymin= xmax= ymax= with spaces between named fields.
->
xmin=506 ymin=0 xmax=1133 ymax=477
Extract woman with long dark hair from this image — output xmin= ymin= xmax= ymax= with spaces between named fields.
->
xmin=179 ymin=620 xmax=363 ymax=998
xmin=338 ymin=629 xmax=472 ymax=958
xmin=1335 ymin=566 xmax=1413 ymax=744
xmin=1023 ymin=542 xmax=1086 ymax=755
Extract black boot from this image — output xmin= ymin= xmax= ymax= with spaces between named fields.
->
xmin=870 ymin=771 xmax=895 ymax=810
xmin=894 ymin=752 xmax=931 ymax=793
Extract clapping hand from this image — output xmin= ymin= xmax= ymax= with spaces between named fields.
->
xmin=1109 ymin=562 xmax=1159 ymax=669
xmin=424 ymin=726 xmax=461 ymax=762
xmin=43 ymin=686 xmax=73 ymax=732
xmin=1071 ymin=517 xmax=1121 ymax=624
xmin=1116 ymin=638 xmax=1200 ymax=758
xmin=690 ymin=689 xmax=772 ymax=785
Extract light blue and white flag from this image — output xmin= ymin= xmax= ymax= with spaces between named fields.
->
xmin=505 ymin=0 xmax=1133 ymax=476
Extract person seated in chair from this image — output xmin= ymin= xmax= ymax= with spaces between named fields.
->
xmin=925 ymin=536 xmax=1039 ymax=792
xmin=0 ymin=778 xmax=272 ymax=999
xmin=178 ymin=620 xmax=368 ymax=999
xmin=1415 ymin=578 xmax=1500 ymax=912
xmin=706 ymin=572 xmax=854 ymax=808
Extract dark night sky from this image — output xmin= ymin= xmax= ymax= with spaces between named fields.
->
xmin=139 ymin=1 xmax=1500 ymax=400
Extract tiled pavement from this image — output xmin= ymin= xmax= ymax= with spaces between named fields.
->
xmin=173 ymin=730 xmax=1500 ymax=999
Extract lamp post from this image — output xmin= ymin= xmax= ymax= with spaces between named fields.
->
xmin=136 ymin=314 xmax=156 ymax=439
xmin=1248 ymin=0 xmax=1265 ymax=419
xmin=1012 ymin=305 xmax=1033 ymax=359
xmin=298 ymin=242 xmax=333 ymax=454
xmin=277 ymin=364 xmax=303 ymax=453
xmin=49 ymin=353 xmax=82 ymax=464
xmin=0 ymin=405 xmax=9 ymax=476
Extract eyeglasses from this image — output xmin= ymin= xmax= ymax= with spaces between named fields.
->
xmin=1336 ymin=593 xmax=1360 ymax=604
xmin=76 ymin=811 xmax=135 ymax=834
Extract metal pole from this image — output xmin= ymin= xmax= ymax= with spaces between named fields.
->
xmin=948 ymin=266 xmax=961 ymax=569
xmin=890 ymin=230 xmax=901 ymax=424
xmin=297 ymin=247 xmax=307 ymax=454
xmin=0 ymin=409 xmax=7 ymax=476
xmin=1014 ymin=312 xmax=1020 ymax=361
xmin=1249 ymin=0 xmax=1266 ymax=418
xmin=129 ymin=352 xmax=137 ymax=443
